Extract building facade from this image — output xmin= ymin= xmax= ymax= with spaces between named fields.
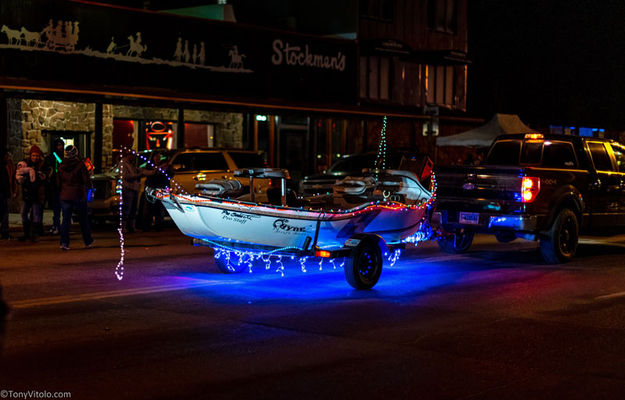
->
xmin=0 ymin=0 xmax=478 ymax=178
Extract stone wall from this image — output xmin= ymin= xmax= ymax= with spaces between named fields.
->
xmin=6 ymin=100 xmax=244 ymax=170
xmin=6 ymin=98 xmax=22 ymax=163
xmin=102 ymin=104 xmax=114 ymax=168
xmin=19 ymin=100 xmax=96 ymax=157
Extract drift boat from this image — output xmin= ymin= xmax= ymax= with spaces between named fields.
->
xmin=151 ymin=167 xmax=435 ymax=289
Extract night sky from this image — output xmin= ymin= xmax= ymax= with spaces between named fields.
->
xmin=468 ymin=0 xmax=625 ymax=129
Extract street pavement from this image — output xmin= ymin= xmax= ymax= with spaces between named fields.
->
xmin=1 ymin=221 xmax=625 ymax=399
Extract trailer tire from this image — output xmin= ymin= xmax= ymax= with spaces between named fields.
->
xmin=214 ymin=255 xmax=248 ymax=273
xmin=344 ymin=237 xmax=383 ymax=290
xmin=540 ymin=208 xmax=578 ymax=264
xmin=437 ymin=231 xmax=474 ymax=254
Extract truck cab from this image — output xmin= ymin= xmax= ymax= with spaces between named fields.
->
xmin=433 ymin=133 xmax=625 ymax=263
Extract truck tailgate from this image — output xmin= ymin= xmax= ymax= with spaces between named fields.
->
xmin=435 ymin=166 xmax=524 ymax=212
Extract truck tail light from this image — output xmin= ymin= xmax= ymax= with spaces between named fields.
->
xmin=521 ymin=176 xmax=540 ymax=203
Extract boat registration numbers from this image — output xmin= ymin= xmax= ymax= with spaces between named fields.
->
xmin=459 ymin=212 xmax=480 ymax=225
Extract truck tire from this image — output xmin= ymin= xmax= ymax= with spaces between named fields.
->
xmin=540 ymin=208 xmax=578 ymax=264
xmin=437 ymin=231 xmax=474 ymax=254
xmin=344 ymin=236 xmax=383 ymax=290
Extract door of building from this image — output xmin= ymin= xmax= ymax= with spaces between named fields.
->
xmin=44 ymin=130 xmax=91 ymax=159
xmin=279 ymin=129 xmax=307 ymax=183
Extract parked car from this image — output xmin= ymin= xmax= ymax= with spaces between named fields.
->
xmin=301 ymin=151 xmax=433 ymax=196
xmin=167 ymin=148 xmax=267 ymax=195
xmin=433 ymin=132 xmax=625 ymax=263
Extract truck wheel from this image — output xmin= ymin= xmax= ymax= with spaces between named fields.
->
xmin=495 ymin=231 xmax=516 ymax=243
xmin=214 ymin=255 xmax=248 ymax=273
xmin=540 ymin=208 xmax=578 ymax=264
xmin=437 ymin=231 xmax=474 ymax=254
xmin=344 ymin=237 xmax=383 ymax=290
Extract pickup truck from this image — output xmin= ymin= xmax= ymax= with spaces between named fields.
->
xmin=433 ymin=133 xmax=625 ymax=263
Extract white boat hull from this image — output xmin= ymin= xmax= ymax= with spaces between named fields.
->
xmin=161 ymin=194 xmax=427 ymax=250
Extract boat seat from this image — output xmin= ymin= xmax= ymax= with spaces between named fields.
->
xmin=196 ymin=179 xmax=243 ymax=198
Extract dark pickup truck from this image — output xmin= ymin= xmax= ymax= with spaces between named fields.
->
xmin=433 ymin=133 xmax=625 ymax=263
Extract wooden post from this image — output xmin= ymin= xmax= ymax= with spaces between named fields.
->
xmin=253 ymin=116 xmax=258 ymax=151
xmin=0 ymin=92 xmax=7 ymax=153
xmin=326 ymin=119 xmax=332 ymax=166
xmin=177 ymin=107 xmax=185 ymax=149
xmin=268 ymin=115 xmax=275 ymax=167
xmin=94 ymin=102 xmax=103 ymax=173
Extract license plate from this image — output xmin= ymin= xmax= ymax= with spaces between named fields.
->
xmin=459 ymin=212 xmax=480 ymax=225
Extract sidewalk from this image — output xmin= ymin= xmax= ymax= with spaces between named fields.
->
xmin=8 ymin=210 xmax=54 ymax=229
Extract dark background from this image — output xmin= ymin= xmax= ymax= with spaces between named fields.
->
xmin=62 ymin=0 xmax=625 ymax=129
xmin=468 ymin=0 xmax=625 ymax=129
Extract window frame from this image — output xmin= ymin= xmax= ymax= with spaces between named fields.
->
xmin=587 ymin=141 xmax=616 ymax=172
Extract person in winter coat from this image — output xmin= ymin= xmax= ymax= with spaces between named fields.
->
xmin=44 ymin=138 xmax=64 ymax=234
xmin=57 ymin=145 xmax=94 ymax=250
xmin=16 ymin=145 xmax=48 ymax=242
xmin=0 ymin=150 xmax=16 ymax=240
xmin=120 ymin=151 xmax=143 ymax=233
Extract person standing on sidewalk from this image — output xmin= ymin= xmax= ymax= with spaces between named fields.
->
xmin=16 ymin=145 xmax=47 ymax=242
xmin=0 ymin=150 xmax=16 ymax=240
xmin=58 ymin=145 xmax=93 ymax=250
xmin=44 ymin=138 xmax=64 ymax=235
xmin=120 ymin=151 xmax=143 ymax=233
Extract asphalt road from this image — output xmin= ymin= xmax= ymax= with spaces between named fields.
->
xmin=1 ymin=225 xmax=625 ymax=399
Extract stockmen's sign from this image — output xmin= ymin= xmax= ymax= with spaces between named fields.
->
xmin=271 ymin=39 xmax=346 ymax=72
xmin=0 ymin=0 xmax=357 ymax=104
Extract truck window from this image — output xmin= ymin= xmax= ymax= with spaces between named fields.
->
xmin=521 ymin=141 xmax=543 ymax=164
xmin=611 ymin=144 xmax=625 ymax=172
xmin=486 ymin=140 xmax=521 ymax=165
xmin=588 ymin=142 xmax=614 ymax=171
xmin=542 ymin=141 xmax=577 ymax=168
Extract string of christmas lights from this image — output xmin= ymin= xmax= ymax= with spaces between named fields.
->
xmin=115 ymin=157 xmax=125 ymax=280
xmin=374 ymin=116 xmax=388 ymax=179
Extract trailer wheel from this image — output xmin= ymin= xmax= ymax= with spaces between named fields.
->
xmin=540 ymin=208 xmax=578 ymax=264
xmin=214 ymin=255 xmax=248 ymax=273
xmin=437 ymin=231 xmax=474 ymax=254
xmin=344 ymin=237 xmax=383 ymax=290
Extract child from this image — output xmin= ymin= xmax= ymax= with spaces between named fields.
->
xmin=15 ymin=160 xmax=35 ymax=184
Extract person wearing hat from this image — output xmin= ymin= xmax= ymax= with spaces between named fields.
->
xmin=44 ymin=138 xmax=64 ymax=235
xmin=16 ymin=145 xmax=48 ymax=242
xmin=57 ymin=145 xmax=94 ymax=250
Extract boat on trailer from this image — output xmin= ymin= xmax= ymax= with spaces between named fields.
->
xmin=150 ymin=167 xmax=435 ymax=289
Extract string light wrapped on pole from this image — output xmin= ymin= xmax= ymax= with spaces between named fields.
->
xmin=374 ymin=116 xmax=388 ymax=180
